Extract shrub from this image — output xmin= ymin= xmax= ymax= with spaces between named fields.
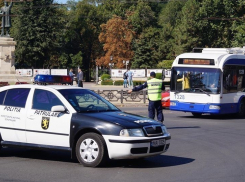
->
xmin=101 ymin=74 xmax=111 ymax=81
xmin=101 ymin=79 xmax=113 ymax=85
xmin=133 ymin=80 xmax=145 ymax=86
xmin=156 ymin=73 xmax=162 ymax=79
xmin=114 ymin=80 xmax=124 ymax=85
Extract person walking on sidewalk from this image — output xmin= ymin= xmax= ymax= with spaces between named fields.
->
xmin=126 ymin=68 xmax=134 ymax=88
xmin=69 ymin=68 xmax=74 ymax=85
xmin=128 ymin=72 xmax=165 ymax=122
xmin=77 ymin=68 xmax=83 ymax=87
xmin=123 ymin=71 xmax=128 ymax=88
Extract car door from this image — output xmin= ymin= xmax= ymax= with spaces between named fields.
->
xmin=25 ymin=88 xmax=71 ymax=147
xmin=0 ymin=88 xmax=30 ymax=143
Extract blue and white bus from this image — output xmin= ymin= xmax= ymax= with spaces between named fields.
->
xmin=170 ymin=48 xmax=245 ymax=117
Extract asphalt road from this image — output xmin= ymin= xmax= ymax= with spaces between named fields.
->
xmin=0 ymin=108 xmax=245 ymax=182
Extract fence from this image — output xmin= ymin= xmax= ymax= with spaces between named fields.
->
xmin=92 ymin=90 xmax=148 ymax=104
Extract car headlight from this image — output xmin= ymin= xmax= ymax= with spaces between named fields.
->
xmin=161 ymin=126 xmax=168 ymax=134
xmin=119 ymin=129 xmax=144 ymax=137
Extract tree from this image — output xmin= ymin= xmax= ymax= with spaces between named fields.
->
xmin=11 ymin=0 xmax=64 ymax=68
xmin=132 ymin=27 xmax=161 ymax=68
xmin=172 ymin=0 xmax=201 ymax=56
xmin=97 ymin=15 xmax=135 ymax=68
xmin=231 ymin=0 xmax=245 ymax=47
xmin=127 ymin=1 xmax=157 ymax=35
xmin=198 ymin=0 xmax=239 ymax=48
xmin=158 ymin=0 xmax=187 ymax=60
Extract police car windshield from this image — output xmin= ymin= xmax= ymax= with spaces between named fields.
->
xmin=58 ymin=89 xmax=120 ymax=113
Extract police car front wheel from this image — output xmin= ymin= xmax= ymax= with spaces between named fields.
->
xmin=76 ymin=133 xmax=108 ymax=167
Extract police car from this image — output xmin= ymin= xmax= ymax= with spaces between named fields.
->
xmin=0 ymin=75 xmax=171 ymax=167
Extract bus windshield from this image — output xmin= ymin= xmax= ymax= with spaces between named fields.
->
xmin=170 ymin=67 xmax=221 ymax=94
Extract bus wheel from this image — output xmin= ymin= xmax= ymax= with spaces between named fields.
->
xmin=238 ymin=100 xmax=245 ymax=118
xmin=192 ymin=112 xmax=202 ymax=117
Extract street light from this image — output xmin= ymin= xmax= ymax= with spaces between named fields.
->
xmin=109 ymin=56 xmax=114 ymax=76
xmin=123 ymin=60 xmax=129 ymax=70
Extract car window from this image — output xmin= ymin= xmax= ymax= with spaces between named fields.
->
xmin=0 ymin=90 xmax=7 ymax=105
xmin=58 ymin=89 xmax=119 ymax=112
xmin=4 ymin=88 xmax=30 ymax=108
xmin=32 ymin=89 xmax=64 ymax=111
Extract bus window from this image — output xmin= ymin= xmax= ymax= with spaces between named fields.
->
xmin=223 ymin=65 xmax=245 ymax=93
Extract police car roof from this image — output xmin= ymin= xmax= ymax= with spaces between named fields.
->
xmin=0 ymin=84 xmax=84 ymax=91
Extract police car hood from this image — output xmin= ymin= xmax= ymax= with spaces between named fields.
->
xmin=80 ymin=111 xmax=161 ymax=127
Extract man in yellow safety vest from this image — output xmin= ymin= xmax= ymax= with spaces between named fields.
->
xmin=128 ymin=72 xmax=165 ymax=122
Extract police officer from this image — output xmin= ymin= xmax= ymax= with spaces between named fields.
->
xmin=128 ymin=72 xmax=165 ymax=122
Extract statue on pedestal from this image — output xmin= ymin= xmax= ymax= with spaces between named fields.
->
xmin=0 ymin=1 xmax=13 ymax=37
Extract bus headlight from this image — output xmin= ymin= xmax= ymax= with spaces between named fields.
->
xmin=120 ymin=129 xmax=144 ymax=137
xmin=209 ymin=105 xmax=220 ymax=110
xmin=170 ymin=102 xmax=177 ymax=106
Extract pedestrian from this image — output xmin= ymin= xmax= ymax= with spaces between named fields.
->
xmin=77 ymin=68 xmax=83 ymax=87
xmin=128 ymin=72 xmax=165 ymax=122
xmin=123 ymin=71 xmax=128 ymax=88
xmin=126 ymin=68 xmax=134 ymax=88
xmin=69 ymin=68 xmax=74 ymax=85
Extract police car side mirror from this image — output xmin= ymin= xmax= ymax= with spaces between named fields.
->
xmin=51 ymin=105 xmax=66 ymax=113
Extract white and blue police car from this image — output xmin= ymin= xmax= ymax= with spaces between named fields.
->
xmin=0 ymin=75 xmax=171 ymax=167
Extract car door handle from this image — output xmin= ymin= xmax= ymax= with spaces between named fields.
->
xmin=27 ymin=115 xmax=35 ymax=120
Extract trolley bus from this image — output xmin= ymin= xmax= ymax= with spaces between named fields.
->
xmin=170 ymin=48 xmax=245 ymax=117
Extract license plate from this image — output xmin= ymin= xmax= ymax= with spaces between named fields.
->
xmin=151 ymin=139 xmax=165 ymax=147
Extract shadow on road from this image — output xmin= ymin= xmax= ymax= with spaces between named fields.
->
xmin=0 ymin=148 xmax=194 ymax=168
xmin=104 ymin=155 xmax=195 ymax=168
xmin=0 ymin=148 xmax=75 ymax=163
xmin=167 ymin=126 xmax=200 ymax=130
xmin=179 ymin=114 xmax=244 ymax=120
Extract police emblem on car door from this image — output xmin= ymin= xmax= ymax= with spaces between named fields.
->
xmin=41 ymin=117 xmax=50 ymax=130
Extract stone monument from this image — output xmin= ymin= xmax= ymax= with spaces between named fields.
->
xmin=0 ymin=37 xmax=16 ymax=75
xmin=0 ymin=1 xmax=17 ymax=81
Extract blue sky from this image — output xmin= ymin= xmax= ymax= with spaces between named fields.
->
xmin=56 ymin=0 xmax=68 ymax=4
xmin=56 ymin=0 xmax=79 ymax=4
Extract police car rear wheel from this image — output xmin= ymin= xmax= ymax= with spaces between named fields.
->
xmin=76 ymin=133 xmax=107 ymax=167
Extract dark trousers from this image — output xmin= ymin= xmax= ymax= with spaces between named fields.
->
xmin=148 ymin=100 xmax=164 ymax=122
xmin=78 ymin=80 xmax=83 ymax=87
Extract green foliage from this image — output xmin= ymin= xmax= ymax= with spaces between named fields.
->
xmin=101 ymin=74 xmax=111 ymax=81
xmin=156 ymin=73 xmax=162 ymax=79
xmin=101 ymin=79 xmax=113 ymax=85
xmin=114 ymin=80 xmax=124 ymax=85
xmin=70 ymin=51 xmax=83 ymax=68
xmin=12 ymin=0 xmax=64 ymax=68
xmin=127 ymin=1 xmax=156 ymax=35
xmin=133 ymin=80 xmax=145 ymax=86
xmin=132 ymin=27 xmax=161 ymax=68
xmin=9 ymin=0 xmax=245 ymax=74
xmin=157 ymin=60 xmax=174 ymax=69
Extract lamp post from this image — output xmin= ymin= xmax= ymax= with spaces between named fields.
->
xmin=109 ymin=56 xmax=114 ymax=76
xmin=123 ymin=60 xmax=129 ymax=70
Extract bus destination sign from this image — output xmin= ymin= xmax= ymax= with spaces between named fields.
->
xmin=179 ymin=58 xmax=215 ymax=65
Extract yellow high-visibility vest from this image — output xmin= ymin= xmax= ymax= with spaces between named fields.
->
xmin=147 ymin=78 xmax=163 ymax=101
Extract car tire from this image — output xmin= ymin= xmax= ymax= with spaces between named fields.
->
xmin=0 ymin=134 xmax=2 ymax=152
xmin=192 ymin=112 xmax=202 ymax=117
xmin=76 ymin=133 xmax=108 ymax=167
xmin=238 ymin=100 xmax=245 ymax=118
